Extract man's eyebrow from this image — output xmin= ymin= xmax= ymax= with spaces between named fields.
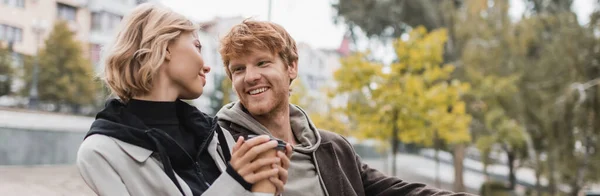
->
xmin=254 ymin=55 xmax=272 ymax=62
xmin=228 ymin=63 xmax=241 ymax=70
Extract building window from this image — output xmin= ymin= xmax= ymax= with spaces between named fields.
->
xmin=90 ymin=44 xmax=101 ymax=65
xmin=109 ymin=14 xmax=123 ymax=31
xmin=91 ymin=12 xmax=123 ymax=33
xmin=11 ymin=53 xmax=23 ymax=68
xmin=0 ymin=25 xmax=4 ymax=41
xmin=91 ymin=12 xmax=102 ymax=31
xmin=0 ymin=24 xmax=23 ymax=43
xmin=57 ymin=3 xmax=77 ymax=22
xmin=3 ymin=0 xmax=25 ymax=8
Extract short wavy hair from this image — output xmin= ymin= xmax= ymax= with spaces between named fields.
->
xmin=219 ymin=19 xmax=298 ymax=79
xmin=101 ymin=2 xmax=197 ymax=102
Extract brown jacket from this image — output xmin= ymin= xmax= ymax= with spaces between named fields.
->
xmin=220 ymin=122 xmax=473 ymax=196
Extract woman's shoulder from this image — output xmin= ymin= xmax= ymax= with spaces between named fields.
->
xmin=78 ymin=134 xmax=154 ymax=163
xmin=77 ymin=135 xmax=123 ymax=160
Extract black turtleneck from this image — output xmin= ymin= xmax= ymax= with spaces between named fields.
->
xmin=125 ymin=99 xmax=221 ymax=193
xmin=127 ymin=99 xmax=197 ymax=157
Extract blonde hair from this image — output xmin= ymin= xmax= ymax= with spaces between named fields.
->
xmin=102 ymin=2 xmax=197 ymax=102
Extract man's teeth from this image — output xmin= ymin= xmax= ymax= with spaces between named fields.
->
xmin=249 ymin=88 xmax=268 ymax=95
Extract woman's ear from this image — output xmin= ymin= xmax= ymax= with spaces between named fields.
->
xmin=165 ymin=47 xmax=171 ymax=61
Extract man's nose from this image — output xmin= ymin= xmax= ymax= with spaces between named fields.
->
xmin=244 ymin=66 xmax=260 ymax=84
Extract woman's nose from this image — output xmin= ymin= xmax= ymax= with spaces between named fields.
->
xmin=203 ymin=64 xmax=211 ymax=74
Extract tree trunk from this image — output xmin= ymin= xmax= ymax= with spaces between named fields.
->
xmin=570 ymin=180 xmax=580 ymax=196
xmin=482 ymin=150 xmax=490 ymax=181
xmin=548 ymin=149 xmax=556 ymax=196
xmin=72 ymin=103 xmax=81 ymax=114
xmin=535 ymin=153 xmax=542 ymax=196
xmin=434 ymin=131 xmax=441 ymax=188
xmin=391 ymin=135 xmax=398 ymax=177
xmin=435 ymin=146 xmax=440 ymax=188
xmin=483 ymin=162 xmax=489 ymax=181
xmin=391 ymin=110 xmax=399 ymax=176
xmin=507 ymin=151 xmax=517 ymax=190
xmin=453 ymin=144 xmax=466 ymax=192
xmin=54 ymin=103 xmax=61 ymax=112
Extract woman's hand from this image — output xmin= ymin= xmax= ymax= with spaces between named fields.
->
xmin=270 ymin=144 xmax=293 ymax=195
xmin=230 ymin=135 xmax=281 ymax=184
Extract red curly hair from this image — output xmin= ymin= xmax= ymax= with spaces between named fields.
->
xmin=219 ymin=19 xmax=298 ymax=79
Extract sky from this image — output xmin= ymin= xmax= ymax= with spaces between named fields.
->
xmin=162 ymin=0 xmax=597 ymax=51
xmin=161 ymin=0 xmax=347 ymax=50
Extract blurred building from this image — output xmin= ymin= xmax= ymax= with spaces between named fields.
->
xmin=0 ymin=0 xmax=90 ymax=57
xmin=0 ymin=0 xmax=152 ymax=56
xmin=1 ymin=0 xmax=93 ymax=99
xmin=194 ymin=16 xmax=244 ymax=113
xmin=0 ymin=0 xmax=153 ymax=99
xmin=87 ymin=0 xmax=153 ymax=70
xmin=296 ymin=42 xmax=342 ymax=113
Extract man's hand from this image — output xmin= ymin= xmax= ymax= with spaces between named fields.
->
xmin=230 ymin=135 xmax=281 ymax=184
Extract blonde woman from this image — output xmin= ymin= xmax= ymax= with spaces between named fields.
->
xmin=76 ymin=3 xmax=291 ymax=196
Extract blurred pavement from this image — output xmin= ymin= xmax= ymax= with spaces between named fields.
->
xmin=0 ymin=165 xmax=94 ymax=196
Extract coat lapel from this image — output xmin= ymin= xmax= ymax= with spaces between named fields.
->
xmin=315 ymin=142 xmax=356 ymax=196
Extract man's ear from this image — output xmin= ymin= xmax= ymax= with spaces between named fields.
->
xmin=288 ymin=60 xmax=298 ymax=80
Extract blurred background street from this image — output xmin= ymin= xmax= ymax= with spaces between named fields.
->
xmin=2 ymin=0 xmax=600 ymax=195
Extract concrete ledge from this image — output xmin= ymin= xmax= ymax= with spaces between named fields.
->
xmin=0 ymin=109 xmax=94 ymax=132
xmin=0 ymin=126 xmax=86 ymax=165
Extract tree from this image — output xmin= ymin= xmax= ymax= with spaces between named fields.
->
xmin=21 ymin=21 xmax=97 ymax=111
xmin=334 ymin=0 xmax=600 ymax=194
xmin=0 ymin=43 xmax=13 ymax=96
xmin=208 ymin=74 xmax=233 ymax=115
xmin=333 ymin=27 xmax=472 ymax=181
xmin=457 ymin=2 xmax=600 ymax=194
xmin=290 ymin=78 xmax=349 ymax=135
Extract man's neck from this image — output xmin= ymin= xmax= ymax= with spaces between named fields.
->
xmin=253 ymin=104 xmax=296 ymax=145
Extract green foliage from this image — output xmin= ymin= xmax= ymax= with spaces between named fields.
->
xmin=209 ymin=74 xmax=234 ymax=115
xmin=0 ymin=44 xmax=13 ymax=96
xmin=290 ymin=79 xmax=349 ymax=135
xmin=334 ymin=26 xmax=472 ymax=147
xmin=334 ymin=0 xmax=600 ymax=193
xmin=21 ymin=21 xmax=97 ymax=107
xmin=480 ymin=181 xmax=513 ymax=196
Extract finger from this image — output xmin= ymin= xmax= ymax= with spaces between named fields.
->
xmin=285 ymin=144 xmax=293 ymax=158
xmin=269 ymin=176 xmax=285 ymax=195
xmin=237 ymin=157 xmax=280 ymax=176
xmin=229 ymin=137 xmax=245 ymax=169
xmin=244 ymin=167 xmax=279 ymax=184
xmin=238 ymin=140 xmax=278 ymax=164
xmin=277 ymin=151 xmax=291 ymax=170
xmin=235 ymin=135 xmax=271 ymax=158
xmin=276 ymin=164 xmax=288 ymax=184
xmin=231 ymin=136 xmax=244 ymax=155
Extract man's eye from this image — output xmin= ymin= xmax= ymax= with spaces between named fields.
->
xmin=258 ymin=61 xmax=270 ymax=66
xmin=232 ymin=67 xmax=244 ymax=72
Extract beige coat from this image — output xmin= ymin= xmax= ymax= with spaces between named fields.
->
xmin=77 ymin=128 xmax=256 ymax=196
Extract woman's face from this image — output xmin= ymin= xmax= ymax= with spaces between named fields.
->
xmin=163 ymin=31 xmax=211 ymax=100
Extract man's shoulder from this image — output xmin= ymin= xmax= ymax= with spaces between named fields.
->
xmin=318 ymin=129 xmax=344 ymax=141
xmin=317 ymin=129 xmax=354 ymax=150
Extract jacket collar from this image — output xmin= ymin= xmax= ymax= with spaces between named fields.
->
xmin=111 ymin=136 xmax=154 ymax=162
